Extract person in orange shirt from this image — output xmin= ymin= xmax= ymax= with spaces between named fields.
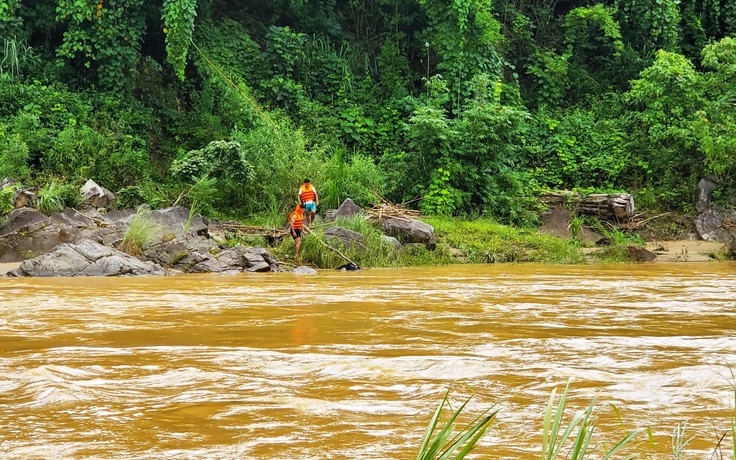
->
xmin=298 ymin=179 xmax=318 ymax=226
xmin=289 ymin=203 xmax=305 ymax=260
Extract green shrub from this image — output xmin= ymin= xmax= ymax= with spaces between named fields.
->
xmin=171 ymin=140 xmax=255 ymax=215
xmin=230 ymin=120 xmax=327 ymax=217
xmin=0 ymin=130 xmax=31 ymax=180
xmin=0 ymin=184 xmax=16 ymax=216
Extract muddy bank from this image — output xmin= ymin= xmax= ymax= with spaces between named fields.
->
xmin=0 ymin=263 xmax=20 ymax=276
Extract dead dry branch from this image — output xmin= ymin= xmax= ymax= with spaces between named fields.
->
xmin=365 ymin=203 xmax=422 ymax=221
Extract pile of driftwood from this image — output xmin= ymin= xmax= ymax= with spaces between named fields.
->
xmin=365 ymin=203 xmax=421 ymax=221
xmin=540 ymin=192 xmax=635 ymax=221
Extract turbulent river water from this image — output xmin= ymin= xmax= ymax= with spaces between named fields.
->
xmin=1 ymin=262 xmax=736 ymax=459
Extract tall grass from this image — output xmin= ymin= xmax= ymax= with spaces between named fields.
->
xmin=119 ymin=209 xmax=161 ymax=256
xmin=276 ymin=215 xmax=454 ymax=267
xmin=426 ymin=216 xmax=586 ymax=264
xmin=37 ymin=181 xmax=65 ymax=215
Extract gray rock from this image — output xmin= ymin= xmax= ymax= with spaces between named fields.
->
xmin=293 ymin=266 xmax=318 ymax=275
xmin=80 ymin=179 xmax=116 ymax=208
xmin=1 ymin=177 xmax=17 ymax=190
xmin=0 ymin=208 xmax=47 ymax=236
xmin=380 ymin=217 xmax=436 ymax=249
xmin=12 ymin=189 xmax=36 ymax=209
xmin=381 ymin=234 xmax=402 ymax=249
xmin=143 ymin=234 xmax=219 ymax=270
xmin=696 ymin=208 xmax=735 ymax=243
xmin=334 ymin=198 xmax=363 ymax=219
xmin=626 ymin=246 xmax=656 ymax=262
xmin=695 ymin=176 xmax=720 ymax=213
xmin=9 ymin=239 xmax=164 ymax=277
xmin=101 ymin=209 xmax=136 ymax=225
xmin=242 ymin=246 xmax=278 ymax=272
xmin=538 ymin=208 xmax=572 ymax=239
xmin=89 ymin=222 xmax=128 ymax=247
xmin=324 ymin=226 xmax=365 ymax=249
xmin=0 ymin=208 xmax=71 ymax=263
xmin=49 ymin=208 xmax=96 ymax=228
xmin=149 ymin=206 xmax=208 ymax=239
xmin=324 ymin=209 xmax=337 ymax=222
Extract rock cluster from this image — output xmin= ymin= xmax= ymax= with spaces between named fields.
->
xmin=0 ymin=178 xmax=282 ymax=277
xmin=1 ymin=180 xmax=440 ymax=277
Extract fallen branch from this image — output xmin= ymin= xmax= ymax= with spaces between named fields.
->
xmin=304 ymin=225 xmax=358 ymax=267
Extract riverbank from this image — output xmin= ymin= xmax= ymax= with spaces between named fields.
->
xmin=1 ymin=239 xmax=725 ymax=276
xmin=2 ymin=200 xmax=731 ymax=277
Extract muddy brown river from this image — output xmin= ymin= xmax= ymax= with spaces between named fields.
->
xmin=1 ymin=263 xmax=735 ymax=459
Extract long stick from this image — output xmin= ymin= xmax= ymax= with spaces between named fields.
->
xmin=303 ymin=225 xmax=358 ymax=267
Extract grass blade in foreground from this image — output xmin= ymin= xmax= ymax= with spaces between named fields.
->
xmin=540 ymin=382 xmax=642 ymax=460
xmin=416 ymin=392 xmax=497 ymax=460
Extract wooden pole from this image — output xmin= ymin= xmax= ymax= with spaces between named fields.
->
xmin=303 ymin=225 xmax=359 ymax=267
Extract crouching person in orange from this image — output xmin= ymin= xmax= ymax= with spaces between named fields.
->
xmin=290 ymin=204 xmax=305 ymax=260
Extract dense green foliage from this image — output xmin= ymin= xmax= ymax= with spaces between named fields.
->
xmin=2 ymin=0 xmax=735 ymax=222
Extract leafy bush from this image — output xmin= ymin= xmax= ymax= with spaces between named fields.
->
xmin=0 ymin=130 xmax=30 ymax=180
xmin=171 ymin=140 xmax=255 ymax=215
xmin=528 ymin=107 xmax=630 ymax=191
xmin=0 ymin=184 xmax=16 ymax=216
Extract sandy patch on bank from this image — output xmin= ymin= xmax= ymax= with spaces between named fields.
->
xmin=0 ymin=262 xmax=21 ymax=275
xmin=645 ymin=240 xmax=725 ymax=262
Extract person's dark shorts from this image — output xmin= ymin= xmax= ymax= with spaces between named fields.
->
xmin=292 ymin=228 xmax=302 ymax=239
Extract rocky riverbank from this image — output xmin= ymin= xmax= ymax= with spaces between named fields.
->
xmin=0 ymin=179 xmax=439 ymax=277
xmin=2 ymin=179 xmax=733 ymax=277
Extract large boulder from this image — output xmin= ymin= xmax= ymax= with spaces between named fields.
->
xmin=695 ymin=176 xmax=720 ymax=213
xmin=80 ymin=179 xmax=116 ymax=208
xmin=381 ymin=234 xmax=402 ymax=249
xmin=149 ymin=206 xmax=208 ymax=240
xmin=241 ymin=246 xmax=279 ymax=272
xmin=142 ymin=234 xmax=219 ymax=271
xmin=626 ymin=245 xmax=656 ymax=262
xmin=9 ymin=239 xmax=164 ymax=277
xmin=0 ymin=208 xmax=74 ymax=262
xmin=12 ymin=189 xmax=37 ymax=209
xmin=0 ymin=208 xmax=130 ymax=262
xmin=324 ymin=226 xmax=365 ymax=249
xmin=695 ymin=208 xmax=736 ymax=243
xmin=379 ymin=217 xmax=436 ymax=248
xmin=293 ymin=265 xmax=318 ymax=275
xmin=333 ymin=198 xmax=363 ymax=219
xmin=0 ymin=207 xmax=47 ymax=235
xmin=539 ymin=207 xmax=604 ymax=244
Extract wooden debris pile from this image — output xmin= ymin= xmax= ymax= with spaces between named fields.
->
xmin=365 ymin=203 xmax=421 ymax=221
xmin=540 ymin=192 xmax=635 ymax=221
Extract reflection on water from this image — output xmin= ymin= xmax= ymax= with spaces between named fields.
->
xmin=1 ymin=263 xmax=736 ymax=459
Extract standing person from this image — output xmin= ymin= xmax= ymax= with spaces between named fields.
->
xmin=290 ymin=203 xmax=305 ymax=260
xmin=298 ymin=179 xmax=318 ymax=226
